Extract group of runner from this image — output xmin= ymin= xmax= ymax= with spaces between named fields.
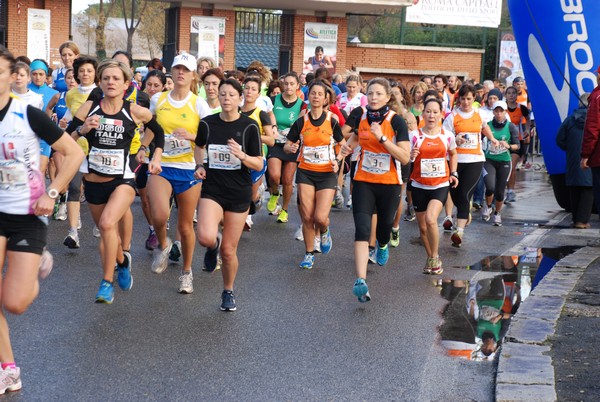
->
xmin=0 ymin=41 xmax=534 ymax=393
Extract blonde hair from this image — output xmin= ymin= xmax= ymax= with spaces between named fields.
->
xmin=59 ymin=41 xmax=80 ymax=56
xmin=97 ymin=59 xmax=132 ymax=83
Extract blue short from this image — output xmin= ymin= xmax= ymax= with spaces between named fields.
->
xmin=250 ymin=158 xmax=267 ymax=184
xmin=40 ymin=139 xmax=51 ymax=158
xmin=155 ymin=166 xmax=201 ymax=195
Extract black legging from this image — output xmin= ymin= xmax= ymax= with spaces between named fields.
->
xmin=483 ymin=159 xmax=511 ymax=203
xmin=450 ymin=161 xmax=484 ymax=220
xmin=352 ymin=181 xmax=401 ymax=244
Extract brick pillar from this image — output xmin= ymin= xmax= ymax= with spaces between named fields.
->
xmin=7 ymin=0 xmax=34 ymax=58
xmin=43 ymin=0 xmax=71 ymax=66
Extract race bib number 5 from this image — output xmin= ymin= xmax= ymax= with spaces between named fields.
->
xmin=420 ymin=157 xmax=446 ymax=178
xmin=361 ymin=151 xmax=391 ymax=174
xmin=208 ymin=144 xmax=241 ymax=170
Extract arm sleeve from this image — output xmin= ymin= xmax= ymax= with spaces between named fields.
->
xmin=509 ymin=123 xmax=520 ymax=147
xmin=520 ymin=105 xmax=530 ymax=118
xmin=144 ymin=116 xmax=165 ymax=150
xmin=26 ymin=106 xmax=64 ymax=145
xmin=582 ymin=91 xmax=600 ymax=158
xmin=65 ymin=116 xmax=84 ymax=135
xmin=149 ymin=92 xmax=160 ymax=114
xmin=137 ymin=91 xmax=150 ymax=108
xmin=259 ymin=110 xmax=271 ymax=127
xmin=391 ymin=114 xmax=409 ymax=142
xmin=332 ymin=119 xmax=344 ymax=143
xmin=196 ymin=98 xmax=211 ymax=118
xmin=442 ymin=113 xmax=455 ymax=134
xmin=346 ymin=107 xmax=363 ymax=130
xmin=286 ymin=118 xmax=303 ymax=143
xmin=87 ymin=87 xmax=103 ymax=102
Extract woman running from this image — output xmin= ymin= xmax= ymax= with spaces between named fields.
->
xmin=442 ymin=84 xmax=498 ymax=247
xmin=0 ymin=46 xmax=84 ymax=394
xmin=201 ymin=68 xmax=225 ymax=114
xmin=267 ymin=72 xmax=307 ymax=223
xmin=194 ymin=78 xmax=263 ymax=311
xmin=340 ymin=77 xmax=410 ymax=302
xmin=284 ymin=79 xmax=345 ymax=269
xmin=409 ymin=98 xmax=458 ymax=275
xmin=146 ymin=53 xmax=210 ymax=294
xmin=52 ymin=41 xmax=80 ymax=93
xmin=481 ymin=100 xmax=520 ymax=226
xmin=505 ymin=85 xmax=531 ymax=203
xmin=68 ymin=59 xmax=164 ymax=303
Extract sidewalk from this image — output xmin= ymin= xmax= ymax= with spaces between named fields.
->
xmin=495 ymin=212 xmax=600 ymax=401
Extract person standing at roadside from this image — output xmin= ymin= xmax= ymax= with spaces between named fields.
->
xmin=580 ymin=67 xmax=600 ymax=219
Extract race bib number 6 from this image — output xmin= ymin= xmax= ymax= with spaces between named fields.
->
xmin=303 ymin=145 xmax=330 ymax=165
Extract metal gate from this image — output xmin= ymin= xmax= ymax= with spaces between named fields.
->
xmin=235 ymin=10 xmax=293 ymax=75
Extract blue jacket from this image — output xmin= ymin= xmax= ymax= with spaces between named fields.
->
xmin=28 ymin=83 xmax=58 ymax=111
xmin=556 ymin=106 xmax=593 ymax=187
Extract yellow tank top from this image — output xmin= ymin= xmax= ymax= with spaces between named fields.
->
xmin=155 ymin=91 xmax=201 ymax=169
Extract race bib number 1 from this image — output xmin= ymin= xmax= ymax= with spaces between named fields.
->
xmin=208 ymin=144 xmax=241 ymax=170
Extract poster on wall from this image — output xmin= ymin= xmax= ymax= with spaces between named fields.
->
xmin=406 ymin=0 xmax=502 ymax=28
xmin=190 ymin=16 xmax=225 ymax=65
xmin=27 ymin=9 xmax=51 ymax=62
xmin=497 ymin=32 xmax=523 ymax=86
xmin=303 ymin=23 xmax=338 ymax=74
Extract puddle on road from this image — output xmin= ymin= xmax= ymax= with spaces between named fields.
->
xmin=436 ymin=246 xmax=580 ymax=361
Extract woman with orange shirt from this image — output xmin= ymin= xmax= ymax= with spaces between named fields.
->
xmin=341 ymin=78 xmax=411 ymax=303
xmin=285 ymin=80 xmax=345 ymax=269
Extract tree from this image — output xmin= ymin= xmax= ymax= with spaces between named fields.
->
xmin=121 ymin=0 xmax=149 ymax=55
xmin=95 ymin=0 xmax=117 ymax=59
xmin=137 ymin=2 xmax=167 ymax=60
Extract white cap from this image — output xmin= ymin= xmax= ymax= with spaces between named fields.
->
xmin=171 ymin=53 xmax=196 ymax=72
xmin=492 ymin=100 xmax=508 ymax=111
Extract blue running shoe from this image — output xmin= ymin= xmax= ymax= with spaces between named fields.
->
xmin=299 ymin=253 xmax=315 ymax=269
xmin=352 ymin=278 xmax=371 ymax=303
xmin=376 ymin=242 xmax=389 ymax=266
xmin=320 ymin=228 xmax=332 ymax=254
xmin=116 ymin=251 xmax=133 ymax=291
xmin=220 ymin=290 xmax=237 ymax=311
xmin=95 ymin=280 xmax=114 ymax=304
xmin=203 ymin=233 xmax=221 ymax=272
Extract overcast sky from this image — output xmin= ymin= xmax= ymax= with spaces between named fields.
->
xmin=73 ymin=0 xmax=98 ymax=14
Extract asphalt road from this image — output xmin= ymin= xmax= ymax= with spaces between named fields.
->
xmin=5 ymin=171 xmax=559 ymax=401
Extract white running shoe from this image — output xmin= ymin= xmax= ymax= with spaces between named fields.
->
xmin=314 ymin=236 xmax=321 ymax=253
xmin=178 ymin=271 xmax=193 ymax=294
xmin=93 ymin=225 xmax=101 ymax=238
xmin=481 ymin=204 xmax=491 ymax=222
xmin=294 ymin=225 xmax=304 ymax=241
xmin=152 ymin=238 xmax=173 ymax=274
xmin=0 ymin=366 xmax=21 ymax=394
xmin=55 ymin=202 xmax=67 ymax=221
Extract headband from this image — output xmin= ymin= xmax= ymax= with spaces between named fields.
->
xmin=30 ymin=60 xmax=48 ymax=74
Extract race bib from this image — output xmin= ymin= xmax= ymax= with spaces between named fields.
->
xmin=480 ymin=305 xmax=501 ymax=321
xmin=208 ymin=144 xmax=241 ymax=170
xmin=303 ymin=145 xmax=330 ymax=165
xmin=420 ymin=157 xmax=446 ymax=178
xmin=361 ymin=151 xmax=391 ymax=175
xmin=0 ymin=160 xmax=28 ymax=190
xmin=488 ymin=142 xmax=506 ymax=155
xmin=457 ymin=132 xmax=479 ymax=150
xmin=163 ymin=134 xmax=192 ymax=157
xmin=88 ymin=147 xmax=125 ymax=176
xmin=275 ymin=128 xmax=290 ymax=144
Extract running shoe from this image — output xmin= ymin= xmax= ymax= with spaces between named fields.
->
xmin=368 ymin=247 xmax=376 ymax=264
xmin=352 ymin=278 xmax=371 ymax=303
xmin=63 ymin=231 xmax=80 ymax=249
xmin=442 ymin=216 xmax=454 ymax=232
xmin=95 ymin=279 xmax=114 ymax=304
xmin=39 ymin=248 xmax=53 ymax=279
xmin=193 ymin=209 xmax=197 ymax=223
xmin=0 ymin=366 xmax=21 ymax=394
xmin=244 ymin=215 xmax=253 ymax=232
xmin=346 ymin=195 xmax=352 ymax=208
xmin=294 ymin=225 xmax=304 ymax=241
xmin=77 ymin=216 xmax=82 ymax=230
xmin=277 ymin=209 xmax=289 ymax=223
xmin=116 ymin=251 xmax=133 ymax=291
xmin=203 ymin=233 xmax=221 ymax=272
xmin=145 ymin=230 xmax=158 ymax=250
xmin=423 ymin=257 xmax=434 ymax=274
xmin=314 ymin=236 xmax=321 ymax=253
xmin=320 ymin=228 xmax=332 ymax=254
xmin=390 ymin=227 xmax=400 ymax=248
xmin=333 ymin=186 xmax=344 ymax=209
xmin=267 ymin=193 xmax=280 ymax=213
xmin=430 ymin=257 xmax=443 ymax=275
xmin=55 ymin=202 xmax=67 ymax=221
xmin=451 ymin=230 xmax=463 ymax=248
xmin=299 ymin=253 xmax=315 ymax=269
xmin=493 ymin=213 xmax=502 ymax=227
xmin=178 ymin=271 xmax=194 ymax=294
xmin=376 ymin=242 xmax=389 ymax=266
xmin=404 ymin=205 xmax=416 ymax=222
xmin=481 ymin=204 xmax=491 ymax=222
xmin=505 ymin=190 xmax=516 ymax=203
xmin=93 ymin=225 xmax=101 ymax=238
xmin=169 ymin=240 xmax=181 ymax=262
xmin=151 ymin=237 xmax=173 ymax=274
xmin=220 ymin=290 xmax=237 ymax=311
xmin=472 ymin=201 xmax=482 ymax=210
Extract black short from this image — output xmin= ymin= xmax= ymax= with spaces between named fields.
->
xmin=411 ymin=186 xmax=450 ymax=213
xmin=400 ymin=163 xmax=411 ymax=183
xmin=267 ymin=144 xmax=298 ymax=163
xmin=295 ymin=168 xmax=337 ymax=191
xmin=0 ymin=212 xmax=47 ymax=255
xmin=135 ymin=163 xmax=149 ymax=189
xmin=202 ymin=191 xmax=251 ymax=213
xmin=83 ymin=178 xmax=137 ymax=205
xmin=350 ymin=160 xmax=358 ymax=180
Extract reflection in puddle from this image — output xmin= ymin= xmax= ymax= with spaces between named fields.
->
xmin=438 ymin=246 xmax=580 ymax=361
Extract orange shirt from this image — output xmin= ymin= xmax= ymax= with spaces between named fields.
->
xmin=354 ymin=110 xmax=402 ymax=185
xmin=297 ymin=112 xmax=337 ymax=172
xmin=453 ymin=110 xmax=484 ymax=156
xmin=410 ymin=129 xmax=453 ymax=188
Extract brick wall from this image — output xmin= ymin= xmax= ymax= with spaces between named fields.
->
xmin=7 ymin=0 xmax=70 ymax=66
xmin=177 ymin=7 xmax=208 ymax=55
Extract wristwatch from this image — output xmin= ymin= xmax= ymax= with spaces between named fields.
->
xmin=379 ymin=135 xmax=388 ymax=144
xmin=47 ymin=188 xmax=60 ymax=199
xmin=450 ymin=172 xmax=459 ymax=179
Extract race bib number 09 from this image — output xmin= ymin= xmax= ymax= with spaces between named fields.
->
xmin=208 ymin=144 xmax=241 ymax=170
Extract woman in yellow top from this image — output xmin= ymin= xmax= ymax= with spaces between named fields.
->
xmin=143 ymin=53 xmax=210 ymax=294
xmin=284 ymin=80 xmax=345 ymax=269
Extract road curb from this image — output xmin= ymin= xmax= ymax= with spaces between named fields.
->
xmin=495 ymin=246 xmax=599 ymax=402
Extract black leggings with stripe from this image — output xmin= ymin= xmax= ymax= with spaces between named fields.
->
xmin=449 ymin=161 xmax=484 ymax=220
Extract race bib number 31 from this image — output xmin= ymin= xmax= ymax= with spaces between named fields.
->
xmin=208 ymin=144 xmax=241 ymax=170
xmin=164 ymin=134 xmax=192 ymax=157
